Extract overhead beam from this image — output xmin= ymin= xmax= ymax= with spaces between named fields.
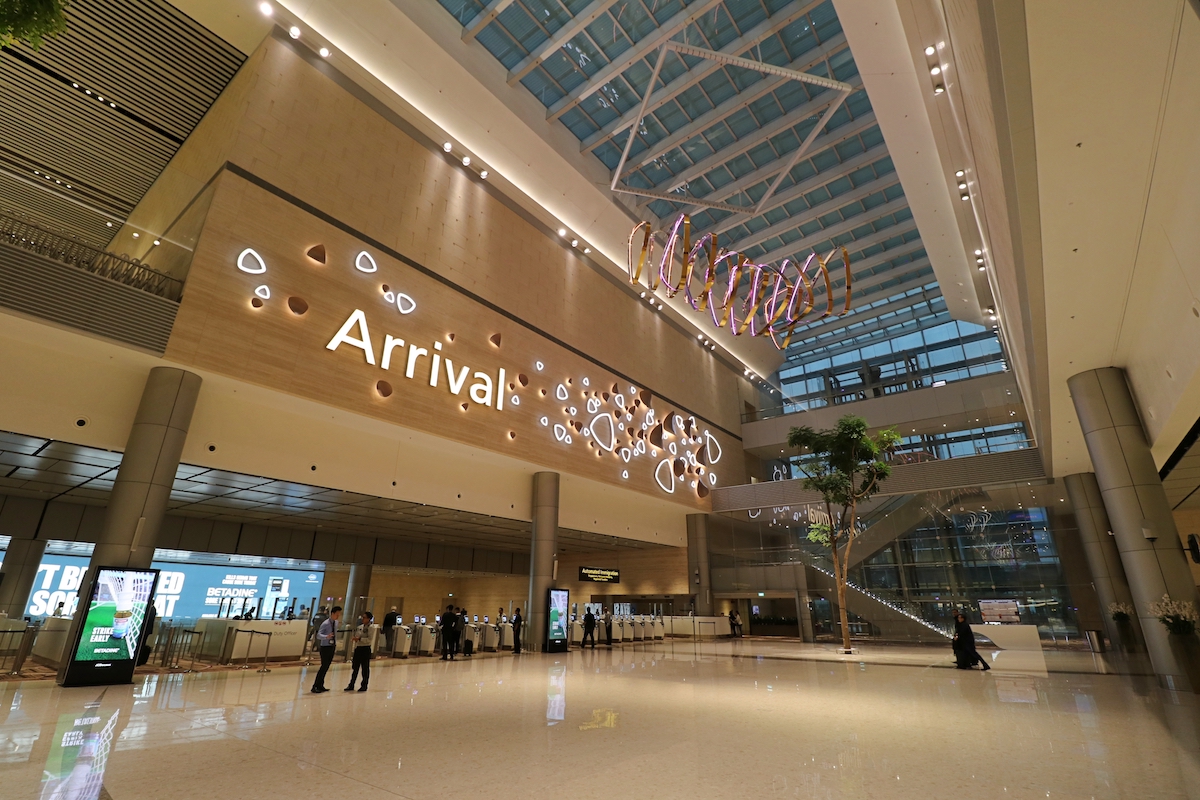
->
xmin=670 ymin=111 xmax=877 ymax=215
xmin=507 ymin=0 xmax=621 ymax=85
xmin=796 ymin=287 xmax=943 ymax=341
xmin=462 ymin=0 xmax=516 ymax=41
xmin=754 ymin=197 xmax=911 ymax=264
xmin=707 ymin=143 xmax=888 ymax=237
xmin=545 ymin=0 xmax=725 ymax=122
xmin=725 ymin=176 xmax=900 ymax=254
xmin=581 ymin=19 xmax=844 ymax=153
xmin=794 ymin=299 xmax=948 ymax=352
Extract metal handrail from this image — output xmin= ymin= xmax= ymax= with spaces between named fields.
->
xmin=0 ymin=208 xmax=183 ymax=301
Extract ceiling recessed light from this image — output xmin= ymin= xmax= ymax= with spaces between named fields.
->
xmin=582 ymin=247 xmax=590 ymax=254
xmin=132 ymin=232 xmax=139 ymax=238
xmin=958 ymin=181 xmax=967 ymax=189
xmin=109 ymin=102 xmax=115 ymax=108
xmin=288 ymin=26 xmax=301 ymax=39
xmin=319 ymin=47 xmax=330 ymax=58
xmin=934 ymin=85 xmax=944 ymax=94
xmin=462 ymin=156 xmax=471 ymax=166
xmin=978 ymin=265 xmax=986 ymax=271
xmin=557 ymin=228 xmax=567 ymax=237
xmin=106 ymin=221 xmax=112 ymax=227
xmin=976 ymin=257 xmax=984 ymax=264
xmin=974 ymin=249 xmax=982 ymax=256
xmin=443 ymin=142 xmax=452 ymax=152
xmin=480 ymin=170 xmax=488 ymax=179
xmin=960 ymin=193 xmax=969 ymax=200
xmin=924 ymin=45 xmax=935 ymax=56
xmin=930 ymin=66 xmax=941 ymax=75
xmin=259 ymin=1 xmax=272 ymax=15
xmin=955 ymin=170 xmax=965 ymax=177
xmin=153 ymin=239 xmax=161 ymax=246
xmin=570 ymin=239 xmax=578 ymax=247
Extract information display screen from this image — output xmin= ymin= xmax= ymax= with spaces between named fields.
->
xmin=62 ymin=568 xmax=159 ymax=687
xmin=578 ymin=566 xmax=620 ymax=583
xmin=546 ymin=588 xmax=568 ymax=653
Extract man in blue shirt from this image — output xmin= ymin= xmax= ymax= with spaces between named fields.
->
xmin=311 ymin=605 xmax=342 ymax=693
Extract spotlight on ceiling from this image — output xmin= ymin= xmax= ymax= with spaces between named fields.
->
xmin=582 ymin=247 xmax=590 ymax=254
xmin=479 ymin=170 xmax=488 ymax=179
xmin=930 ymin=66 xmax=941 ymax=75
xmin=442 ymin=142 xmax=452 ymax=152
xmin=974 ymin=249 xmax=982 ymax=256
xmin=319 ymin=47 xmax=330 ymax=58
xmin=557 ymin=228 xmax=567 ymax=237
xmin=960 ymin=193 xmax=969 ymax=201
xmin=934 ymin=84 xmax=945 ymax=94
xmin=924 ymin=45 xmax=935 ymax=56
xmin=570 ymin=239 xmax=578 ymax=248
xmin=288 ymin=26 xmax=301 ymax=39
xmin=259 ymin=2 xmax=272 ymax=16
xmin=462 ymin=156 xmax=471 ymax=166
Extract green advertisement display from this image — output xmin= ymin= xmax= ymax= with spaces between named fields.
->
xmin=61 ymin=568 xmax=159 ymax=687
xmin=547 ymin=588 xmax=568 ymax=652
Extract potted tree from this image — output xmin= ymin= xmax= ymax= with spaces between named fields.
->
xmin=1147 ymin=594 xmax=1200 ymax=692
xmin=788 ymin=415 xmax=900 ymax=654
xmin=2 ymin=1 xmax=70 ymax=49
xmin=1107 ymin=602 xmax=1138 ymax=653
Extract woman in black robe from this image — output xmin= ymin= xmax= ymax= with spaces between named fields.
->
xmin=952 ymin=612 xmax=990 ymax=670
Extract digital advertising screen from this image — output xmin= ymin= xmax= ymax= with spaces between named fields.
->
xmin=546 ymin=588 xmax=568 ymax=653
xmin=0 ymin=551 xmax=323 ymax=622
xmin=61 ymin=568 xmax=159 ymax=687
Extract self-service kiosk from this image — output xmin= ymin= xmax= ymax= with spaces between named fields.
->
xmin=392 ymin=624 xmax=413 ymax=658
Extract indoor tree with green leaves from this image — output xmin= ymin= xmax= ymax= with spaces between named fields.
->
xmin=1 ymin=0 xmax=69 ymax=50
xmin=787 ymin=415 xmax=901 ymax=653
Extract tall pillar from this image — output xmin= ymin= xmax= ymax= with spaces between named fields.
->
xmin=793 ymin=563 xmax=814 ymax=641
xmin=1063 ymin=472 xmax=1143 ymax=648
xmin=0 ymin=536 xmax=47 ymax=619
xmin=89 ymin=367 xmax=203 ymax=569
xmin=686 ymin=514 xmax=713 ymax=615
xmin=345 ymin=564 xmax=373 ymax=620
xmin=528 ymin=472 xmax=559 ymax=652
xmin=1068 ymin=367 xmax=1200 ymax=689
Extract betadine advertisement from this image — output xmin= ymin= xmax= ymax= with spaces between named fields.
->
xmin=0 ymin=552 xmax=323 ymax=620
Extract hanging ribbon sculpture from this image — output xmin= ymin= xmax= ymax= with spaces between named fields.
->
xmin=627 ymin=214 xmax=852 ymax=351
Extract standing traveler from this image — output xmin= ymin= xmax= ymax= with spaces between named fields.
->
xmin=382 ymin=606 xmax=399 ymax=652
xmin=440 ymin=605 xmax=459 ymax=661
xmin=311 ymin=606 xmax=342 ymax=693
xmin=603 ymin=606 xmax=613 ymax=647
xmin=582 ymin=609 xmax=597 ymax=649
xmin=345 ymin=611 xmax=374 ymax=691
xmin=952 ymin=612 xmax=990 ymax=671
xmin=511 ymin=608 xmax=523 ymax=654
xmin=453 ymin=607 xmax=466 ymax=659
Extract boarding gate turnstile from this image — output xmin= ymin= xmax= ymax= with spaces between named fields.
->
xmin=412 ymin=624 xmax=436 ymax=656
xmin=391 ymin=625 xmax=413 ymax=658
xmin=498 ymin=622 xmax=514 ymax=649
xmin=480 ymin=623 xmax=501 ymax=651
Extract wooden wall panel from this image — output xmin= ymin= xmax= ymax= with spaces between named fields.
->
xmin=168 ymin=173 xmax=741 ymax=511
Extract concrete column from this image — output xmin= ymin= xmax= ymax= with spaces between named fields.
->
xmin=527 ymin=472 xmax=559 ymax=652
xmin=345 ymin=564 xmax=373 ymax=621
xmin=1068 ymin=367 xmax=1200 ymax=690
xmin=1063 ymin=472 xmax=1143 ymax=648
xmin=793 ymin=563 xmax=814 ymax=641
xmin=90 ymin=367 xmax=202 ymax=569
xmin=0 ymin=536 xmax=47 ymax=619
xmin=686 ymin=514 xmax=713 ymax=615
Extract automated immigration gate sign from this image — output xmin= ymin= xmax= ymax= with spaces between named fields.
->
xmin=578 ymin=567 xmax=620 ymax=584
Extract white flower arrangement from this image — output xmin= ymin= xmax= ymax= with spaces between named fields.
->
xmin=1108 ymin=601 xmax=1134 ymax=621
xmin=1147 ymin=594 xmax=1199 ymax=635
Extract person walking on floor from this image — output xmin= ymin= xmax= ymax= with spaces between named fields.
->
xmin=582 ymin=609 xmax=597 ymax=649
xmin=346 ymin=610 xmax=374 ymax=691
xmin=511 ymin=608 xmax=523 ymax=654
xmin=440 ymin=605 xmax=459 ymax=661
xmin=952 ymin=611 xmax=990 ymax=671
xmin=603 ymin=606 xmax=613 ymax=647
xmin=311 ymin=606 xmax=341 ymax=693
xmin=453 ymin=607 xmax=466 ymax=659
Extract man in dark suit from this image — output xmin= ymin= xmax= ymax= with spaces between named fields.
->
xmin=382 ymin=606 xmax=399 ymax=652
xmin=440 ymin=605 xmax=459 ymax=661
xmin=582 ymin=609 xmax=597 ymax=649
xmin=511 ymin=608 xmax=523 ymax=654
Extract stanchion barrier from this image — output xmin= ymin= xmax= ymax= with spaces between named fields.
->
xmin=233 ymin=629 xmax=273 ymax=672
xmin=157 ymin=626 xmax=178 ymax=668
xmin=188 ymin=630 xmax=207 ymax=673
xmin=0 ymin=627 xmax=32 ymax=674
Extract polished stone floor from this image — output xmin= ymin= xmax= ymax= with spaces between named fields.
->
xmin=1 ymin=640 xmax=1197 ymax=799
